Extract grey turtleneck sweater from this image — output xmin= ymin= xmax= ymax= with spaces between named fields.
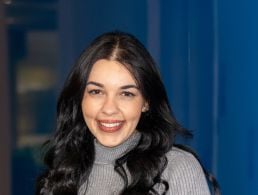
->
xmin=79 ymin=132 xmax=211 ymax=195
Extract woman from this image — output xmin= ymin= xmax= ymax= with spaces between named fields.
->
xmin=36 ymin=31 xmax=220 ymax=195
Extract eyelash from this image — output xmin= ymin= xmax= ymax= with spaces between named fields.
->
xmin=121 ymin=91 xmax=135 ymax=97
xmin=87 ymin=89 xmax=135 ymax=97
xmin=88 ymin=89 xmax=102 ymax=95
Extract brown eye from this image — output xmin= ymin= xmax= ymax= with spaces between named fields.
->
xmin=88 ymin=89 xmax=103 ymax=95
xmin=121 ymin=91 xmax=135 ymax=97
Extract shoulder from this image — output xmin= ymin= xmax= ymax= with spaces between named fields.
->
xmin=161 ymin=146 xmax=211 ymax=194
xmin=166 ymin=146 xmax=203 ymax=171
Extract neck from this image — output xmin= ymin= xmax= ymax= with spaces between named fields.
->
xmin=94 ymin=131 xmax=141 ymax=164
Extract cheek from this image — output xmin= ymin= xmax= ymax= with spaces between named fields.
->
xmin=121 ymin=103 xmax=143 ymax=121
xmin=81 ymin=98 xmax=98 ymax=119
xmin=81 ymin=101 xmax=99 ymax=134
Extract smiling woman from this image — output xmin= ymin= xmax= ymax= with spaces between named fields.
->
xmin=81 ymin=59 xmax=147 ymax=147
xmin=36 ymin=31 xmax=220 ymax=195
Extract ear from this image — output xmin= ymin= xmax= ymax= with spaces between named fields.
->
xmin=142 ymin=102 xmax=149 ymax=112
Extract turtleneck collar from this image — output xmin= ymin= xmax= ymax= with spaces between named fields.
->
xmin=94 ymin=131 xmax=141 ymax=165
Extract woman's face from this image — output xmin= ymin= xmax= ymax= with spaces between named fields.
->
xmin=81 ymin=59 xmax=147 ymax=147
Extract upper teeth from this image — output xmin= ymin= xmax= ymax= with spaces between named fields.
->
xmin=100 ymin=122 xmax=121 ymax=127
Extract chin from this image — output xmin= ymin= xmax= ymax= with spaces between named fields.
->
xmin=97 ymin=136 xmax=125 ymax=147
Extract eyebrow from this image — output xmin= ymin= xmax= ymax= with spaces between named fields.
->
xmin=86 ymin=81 xmax=104 ymax=88
xmin=86 ymin=81 xmax=139 ymax=90
xmin=121 ymin=85 xmax=139 ymax=90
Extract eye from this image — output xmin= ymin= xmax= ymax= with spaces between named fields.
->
xmin=121 ymin=91 xmax=135 ymax=97
xmin=88 ymin=89 xmax=103 ymax=95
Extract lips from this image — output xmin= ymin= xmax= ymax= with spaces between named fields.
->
xmin=97 ymin=120 xmax=124 ymax=133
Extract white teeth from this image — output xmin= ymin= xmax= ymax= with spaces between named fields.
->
xmin=100 ymin=122 xmax=121 ymax=128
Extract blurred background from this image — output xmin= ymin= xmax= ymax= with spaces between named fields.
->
xmin=0 ymin=0 xmax=258 ymax=194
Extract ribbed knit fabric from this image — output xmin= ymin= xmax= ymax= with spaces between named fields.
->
xmin=79 ymin=132 xmax=211 ymax=195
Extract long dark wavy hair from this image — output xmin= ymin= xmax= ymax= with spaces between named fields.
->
xmin=36 ymin=31 xmax=220 ymax=195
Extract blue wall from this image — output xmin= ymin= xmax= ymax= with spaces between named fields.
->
xmin=216 ymin=0 xmax=258 ymax=194
xmin=160 ymin=0 xmax=214 ymax=170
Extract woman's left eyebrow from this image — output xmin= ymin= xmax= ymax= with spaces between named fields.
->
xmin=120 ymin=85 xmax=139 ymax=90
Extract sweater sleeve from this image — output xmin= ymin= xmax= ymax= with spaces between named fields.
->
xmin=160 ymin=147 xmax=211 ymax=195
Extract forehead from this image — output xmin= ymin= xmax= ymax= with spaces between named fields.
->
xmin=88 ymin=59 xmax=137 ymax=85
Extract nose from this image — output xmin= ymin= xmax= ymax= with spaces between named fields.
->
xmin=101 ymin=95 xmax=119 ymax=115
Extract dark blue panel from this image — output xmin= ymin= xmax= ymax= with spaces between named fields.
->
xmin=74 ymin=0 xmax=147 ymax=55
xmin=187 ymin=0 xmax=214 ymax=169
xmin=217 ymin=0 xmax=258 ymax=194
xmin=160 ymin=0 xmax=189 ymax=127
xmin=160 ymin=0 xmax=214 ymax=170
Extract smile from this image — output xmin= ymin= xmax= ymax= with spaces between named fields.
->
xmin=100 ymin=122 xmax=121 ymax=127
xmin=97 ymin=120 xmax=124 ymax=133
